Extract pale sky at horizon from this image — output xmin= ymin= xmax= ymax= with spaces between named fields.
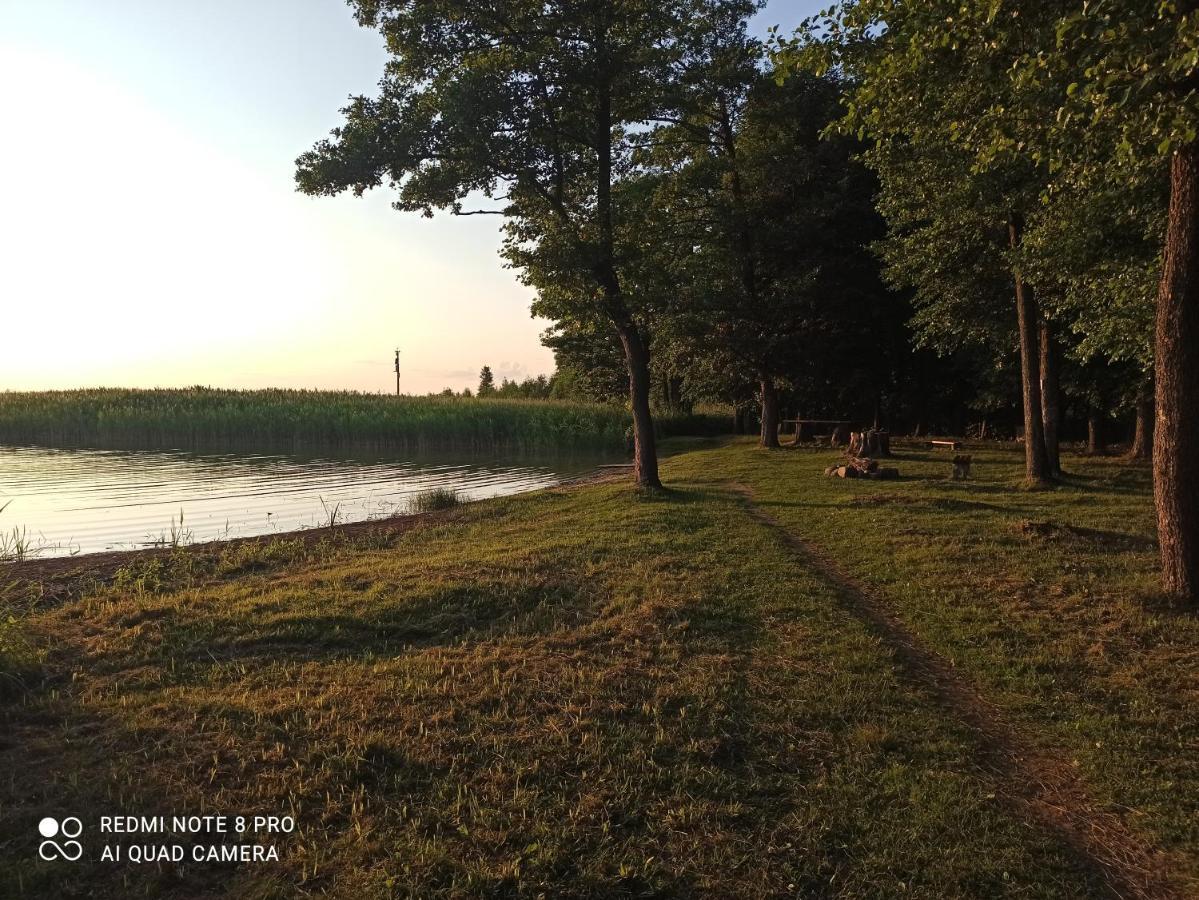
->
xmin=0 ymin=0 xmax=821 ymax=395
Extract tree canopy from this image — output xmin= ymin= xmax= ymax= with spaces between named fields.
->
xmin=299 ymin=0 xmax=1199 ymax=600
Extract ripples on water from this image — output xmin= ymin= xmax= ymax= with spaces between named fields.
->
xmin=0 ymin=445 xmax=612 ymax=557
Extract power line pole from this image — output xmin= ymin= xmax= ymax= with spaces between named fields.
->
xmin=394 ymin=348 xmax=401 ymax=396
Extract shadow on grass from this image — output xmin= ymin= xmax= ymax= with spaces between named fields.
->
xmin=1056 ymin=469 xmax=1154 ymax=497
xmin=0 ymin=489 xmax=789 ymax=899
xmin=1012 ymin=519 xmax=1157 ymax=553
xmin=150 ymin=578 xmax=609 ymax=669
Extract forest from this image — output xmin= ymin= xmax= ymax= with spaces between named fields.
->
xmin=295 ymin=0 xmax=1197 ymax=604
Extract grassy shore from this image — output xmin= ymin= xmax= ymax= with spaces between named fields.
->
xmin=2 ymin=439 xmax=1195 ymax=897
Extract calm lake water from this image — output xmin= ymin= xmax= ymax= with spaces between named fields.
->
xmin=0 ymin=445 xmax=616 ymax=558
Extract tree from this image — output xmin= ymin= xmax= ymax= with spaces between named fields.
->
xmin=778 ymin=0 xmax=1196 ymax=598
xmin=478 ymin=366 xmax=495 ymax=397
xmin=1020 ymin=156 xmax=1165 ymax=461
xmin=644 ymin=67 xmax=890 ymax=447
xmin=297 ymin=0 xmax=757 ymax=488
xmin=775 ymin=8 xmax=1058 ymax=484
xmin=862 ymin=134 xmax=1046 ymax=458
xmin=1034 ymin=2 xmax=1199 ymax=600
xmin=542 ymin=320 xmax=630 ymax=403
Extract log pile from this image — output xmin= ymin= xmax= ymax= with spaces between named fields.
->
xmin=848 ymin=429 xmax=891 ymax=458
xmin=824 ymin=456 xmax=899 ymax=480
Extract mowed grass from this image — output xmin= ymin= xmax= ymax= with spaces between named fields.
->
xmin=670 ymin=438 xmax=1199 ymax=885
xmin=0 ymin=388 xmax=632 ymax=452
xmin=0 ymin=438 xmax=1192 ymax=897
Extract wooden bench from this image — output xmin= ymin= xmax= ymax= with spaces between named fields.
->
xmin=782 ymin=419 xmax=852 ymax=443
xmin=929 ymin=439 xmax=962 ymax=450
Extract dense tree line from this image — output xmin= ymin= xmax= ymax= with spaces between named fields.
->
xmin=476 ymin=366 xmax=556 ymax=400
xmin=297 ymin=1 xmax=1197 ymax=602
xmin=770 ymin=1 xmax=1194 ymax=601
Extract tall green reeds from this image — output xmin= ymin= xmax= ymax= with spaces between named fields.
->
xmin=0 ymin=388 xmax=633 ymax=453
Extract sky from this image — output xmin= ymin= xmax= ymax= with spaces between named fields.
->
xmin=0 ymin=0 xmax=824 ymax=395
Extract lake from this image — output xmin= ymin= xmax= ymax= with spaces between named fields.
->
xmin=0 ymin=444 xmax=616 ymax=558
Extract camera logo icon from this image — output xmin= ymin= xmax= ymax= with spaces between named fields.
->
xmin=37 ymin=816 xmax=83 ymax=861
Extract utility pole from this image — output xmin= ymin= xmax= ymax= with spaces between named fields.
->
xmin=394 ymin=348 xmax=401 ymax=396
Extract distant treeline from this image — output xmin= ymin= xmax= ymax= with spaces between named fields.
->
xmin=0 ymin=388 xmax=726 ymax=454
xmin=468 ymin=367 xmax=603 ymax=403
xmin=444 ymin=367 xmax=560 ymax=401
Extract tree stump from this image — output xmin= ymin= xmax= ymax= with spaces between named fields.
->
xmin=848 ymin=429 xmax=891 ymax=458
xmin=952 ymin=455 xmax=972 ymax=480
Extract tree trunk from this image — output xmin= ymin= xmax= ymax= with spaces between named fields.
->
xmin=1154 ymin=145 xmax=1199 ymax=602
xmin=1087 ymin=410 xmax=1104 ymax=455
xmin=615 ymin=322 xmax=661 ymax=488
xmin=1010 ymin=216 xmax=1051 ymax=485
xmin=1129 ymin=382 xmax=1153 ymax=460
xmin=1039 ymin=318 xmax=1062 ymax=476
xmin=759 ymin=376 xmax=780 ymax=448
xmin=593 ymin=65 xmax=659 ymax=489
xmin=719 ymin=97 xmax=776 ymax=451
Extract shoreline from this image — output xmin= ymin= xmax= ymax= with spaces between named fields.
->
xmin=0 ymin=465 xmax=629 ymax=604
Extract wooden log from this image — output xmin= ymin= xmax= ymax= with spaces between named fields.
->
xmin=825 ymin=460 xmax=900 ymax=480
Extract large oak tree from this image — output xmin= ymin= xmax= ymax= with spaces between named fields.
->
xmin=297 ymin=0 xmax=755 ymax=488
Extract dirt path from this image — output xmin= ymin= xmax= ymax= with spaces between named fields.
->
xmin=737 ymin=485 xmax=1184 ymax=900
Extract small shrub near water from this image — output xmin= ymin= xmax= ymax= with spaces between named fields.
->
xmin=408 ymin=487 xmax=461 ymax=513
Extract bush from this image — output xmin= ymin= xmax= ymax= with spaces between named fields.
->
xmin=408 ymin=487 xmax=461 ymax=513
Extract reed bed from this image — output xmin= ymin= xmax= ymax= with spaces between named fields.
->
xmin=0 ymin=388 xmax=636 ymax=452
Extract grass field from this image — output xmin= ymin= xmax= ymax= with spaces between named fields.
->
xmin=2 ymin=439 xmax=1195 ymax=898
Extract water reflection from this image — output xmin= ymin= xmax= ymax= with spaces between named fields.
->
xmin=0 ymin=444 xmax=615 ymax=557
